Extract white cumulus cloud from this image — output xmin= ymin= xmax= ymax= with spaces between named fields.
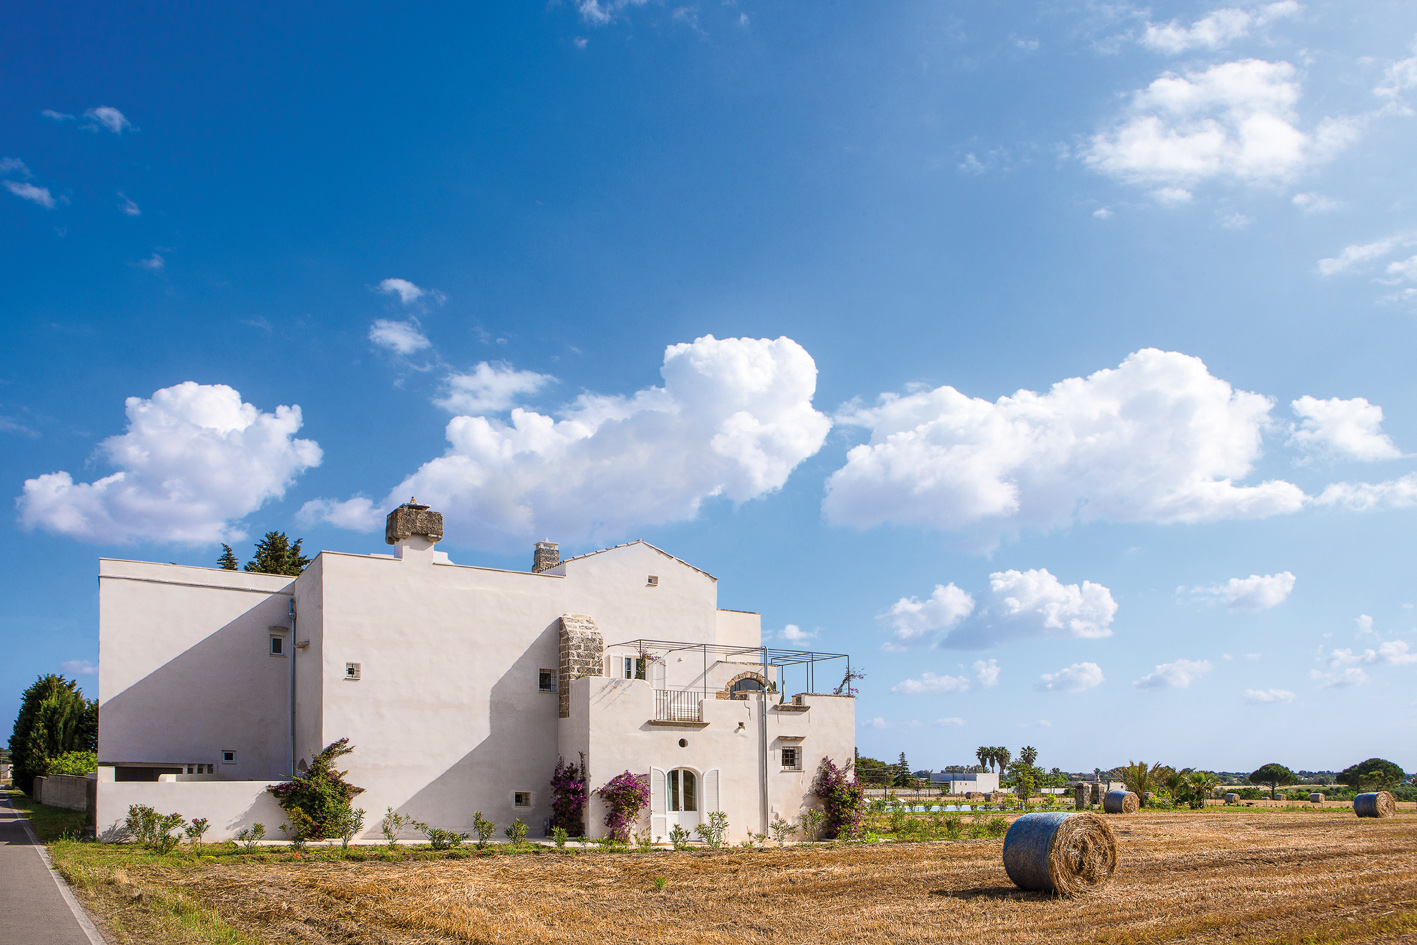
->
xmin=576 ymin=0 xmax=649 ymax=26
xmin=1036 ymin=661 xmax=1105 ymax=693
xmin=436 ymin=362 xmax=553 ymax=414
xmin=369 ymin=319 xmax=432 ymax=355
xmin=296 ymin=496 xmax=383 ymax=532
xmin=19 ymin=382 xmax=321 ymax=544
xmin=1314 ymin=473 xmax=1417 ymax=511
xmin=880 ymin=583 xmax=975 ymax=649
xmin=1182 ymin=571 xmax=1295 ymax=610
xmin=83 ymin=106 xmax=131 ymax=133
xmin=891 ymin=672 xmax=971 ymax=695
xmin=1290 ymin=396 xmax=1401 ymax=461
xmin=1310 ymin=667 xmax=1369 ymax=688
xmin=1324 ymin=639 xmax=1417 ymax=668
xmin=776 ymin=624 xmax=817 ymax=645
xmin=826 ymin=349 xmax=1306 ymax=547
xmin=60 ymin=660 xmax=98 ymax=675
xmin=974 ymin=659 xmax=1000 ymax=687
xmin=1141 ymin=2 xmax=1300 ymax=55
xmin=933 ymin=717 xmax=965 ymax=727
xmin=1134 ymin=658 xmax=1213 ymax=689
xmin=4 ymin=180 xmax=56 ymax=208
xmin=1245 ymin=687 xmax=1296 ymax=704
xmin=376 ymin=277 xmax=444 ymax=306
xmin=1317 ymin=233 xmax=1416 ymax=276
xmin=305 ymin=335 xmax=831 ymax=548
xmin=1085 ymin=59 xmax=1355 ymax=191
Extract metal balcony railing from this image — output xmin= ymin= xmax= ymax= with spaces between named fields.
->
xmin=655 ymin=690 xmax=702 ymax=722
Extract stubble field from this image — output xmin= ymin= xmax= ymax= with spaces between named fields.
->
xmin=57 ymin=810 xmax=1417 ymax=945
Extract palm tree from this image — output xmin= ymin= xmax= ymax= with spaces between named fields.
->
xmin=976 ymin=746 xmax=989 ymax=772
xmin=1120 ymin=760 xmax=1171 ymax=798
xmin=1019 ymin=746 xmax=1038 ymax=767
xmin=995 ymin=747 xmax=1012 ymax=773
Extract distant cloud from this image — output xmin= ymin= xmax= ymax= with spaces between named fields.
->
xmin=296 ymin=496 xmax=383 ymax=532
xmin=60 ymin=659 xmax=97 ymax=675
xmin=1310 ymin=667 xmax=1369 ymax=688
xmin=1245 ymin=687 xmax=1296 ymax=704
xmin=377 ymin=277 xmax=444 ymax=306
xmin=1085 ymin=59 xmax=1356 ymax=192
xmin=1314 ymin=473 xmax=1417 ymax=511
xmin=865 ymin=716 xmax=887 ymax=730
xmin=435 ymin=362 xmax=552 ymax=414
xmin=576 ymin=0 xmax=649 ymax=26
xmin=776 ymin=624 xmax=817 ymax=645
xmin=1182 ymin=571 xmax=1295 ymax=610
xmin=892 ymin=671 xmax=971 ymax=695
xmin=1036 ymin=661 xmax=1105 ymax=693
xmin=369 ymin=319 xmax=432 ymax=355
xmin=826 ymin=349 xmax=1306 ymax=548
xmin=3 ymin=180 xmax=55 ymax=209
xmin=1317 ymin=233 xmax=1417 ymax=278
xmin=41 ymin=109 xmax=75 ymax=122
xmin=974 ymin=659 xmax=1000 ymax=687
xmin=1141 ymin=2 xmax=1300 ymax=55
xmin=19 ymin=382 xmax=321 ymax=544
xmin=0 ymin=157 xmax=32 ymax=177
xmin=1323 ymin=639 xmax=1417 ymax=669
xmin=933 ymin=717 xmax=965 ymax=727
xmin=1290 ymin=396 xmax=1402 ymax=461
xmin=136 ymin=253 xmax=164 ymax=271
xmin=1292 ymin=192 xmax=1341 ymax=214
xmin=118 ymin=193 xmax=141 ymax=216
xmin=307 ymin=335 xmax=831 ymax=550
xmin=83 ymin=106 xmax=132 ymax=134
xmin=1375 ymin=42 xmax=1417 ymax=108
xmin=1134 ymin=658 xmax=1212 ymax=690
xmin=880 ymin=569 xmax=1116 ymax=650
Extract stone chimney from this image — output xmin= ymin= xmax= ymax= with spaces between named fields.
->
xmin=386 ymin=498 xmax=443 ymax=555
xmin=533 ymin=540 xmax=560 ymax=573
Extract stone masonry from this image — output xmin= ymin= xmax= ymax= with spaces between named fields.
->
xmin=559 ymin=614 xmax=604 ymax=718
xmin=385 ymin=500 xmax=444 ymax=545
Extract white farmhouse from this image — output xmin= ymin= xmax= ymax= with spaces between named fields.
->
xmin=95 ymin=501 xmax=855 ymax=844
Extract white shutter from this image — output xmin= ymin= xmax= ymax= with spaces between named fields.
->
xmin=652 ymin=660 xmax=666 ymax=689
xmin=650 ymin=766 xmax=667 ymax=841
xmin=704 ymin=768 xmax=720 ymax=813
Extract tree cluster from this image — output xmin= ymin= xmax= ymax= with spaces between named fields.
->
xmin=8 ymin=674 xmax=98 ymax=795
xmin=219 ymin=531 xmax=311 ymax=576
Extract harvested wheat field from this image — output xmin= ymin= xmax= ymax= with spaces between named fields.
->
xmin=62 ymin=812 xmax=1417 ymax=945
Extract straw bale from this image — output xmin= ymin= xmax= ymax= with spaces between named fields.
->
xmin=1354 ymin=791 xmax=1396 ymax=818
xmin=1002 ymin=811 xmax=1118 ymax=897
xmin=1103 ymin=790 xmax=1139 ymax=815
xmin=1309 ymin=793 xmax=1324 ymax=804
xmin=1224 ymin=793 xmax=1240 ymax=805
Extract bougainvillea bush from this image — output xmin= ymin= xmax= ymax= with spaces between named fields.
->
xmin=268 ymin=738 xmax=365 ymax=840
xmin=550 ymin=757 xmax=588 ymax=837
xmin=597 ymin=770 xmax=650 ymax=842
xmin=813 ymin=756 xmax=865 ymax=840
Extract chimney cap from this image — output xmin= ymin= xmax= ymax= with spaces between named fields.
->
xmin=386 ymin=501 xmax=443 ymax=545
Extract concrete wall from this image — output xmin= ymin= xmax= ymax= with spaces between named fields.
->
xmin=98 ymin=560 xmax=295 ymax=781
xmin=33 ymin=774 xmax=92 ymax=812
xmin=95 ymin=780 xmax=287 ymax=842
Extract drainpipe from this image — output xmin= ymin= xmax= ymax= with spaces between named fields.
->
xmin=759 ymin=646 xmax=770 ymax=836
xmin=289 ymin=597 xmax=297 ymax=778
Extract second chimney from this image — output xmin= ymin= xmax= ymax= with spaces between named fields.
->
xmin=533 ymin=540 xmax=560 ymax=573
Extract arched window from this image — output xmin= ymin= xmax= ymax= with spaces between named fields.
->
xmin=729 ymin=677 xmax=764 ymax=697
xmin=668 ymin=769 xmax=698 ymax=812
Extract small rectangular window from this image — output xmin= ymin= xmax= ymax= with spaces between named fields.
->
xmin=346 ymin=662 xmax=361 ymax=680
xmin=782 ymin=748 xmax=800 ymax=770
xmin=222 ymin=750 xmax=237 ymax=764
xmin=514 ymin=792 xmax=532 ymax=808
xmin=270 ymin=635 xmax=285 ymax=656
xmin=647 ymin=575 xmax=659 ymax=586
xmin=538 ymin=669 xmax=558 ymax=692
xmin=620 ymin=656 xmax=635 ymax=679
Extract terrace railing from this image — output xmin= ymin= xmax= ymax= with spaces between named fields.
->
xmin=655 ymin=689 xmax=702 ymax=722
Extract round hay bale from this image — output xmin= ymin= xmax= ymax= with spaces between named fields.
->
xmin=1224 ymin=793 xmax=1240 ymax=805
xmin=1103 ymin=790 xmax=1139 ymax=814
xmin=1354 ymin=791 xmax=1396 ymax=818
xmin=1309 ymin=793 xmax=1324 ymax=804
xmin=1002 ymin=812 xmax=1118 ymax=897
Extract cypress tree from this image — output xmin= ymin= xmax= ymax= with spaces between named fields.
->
xmin=217 ymin=544 xmax=239 ymax=570
xmin=8 ymin=675 xmax=98 ymax=795
xmin=243 ymin=532 xmax=311 ymax=576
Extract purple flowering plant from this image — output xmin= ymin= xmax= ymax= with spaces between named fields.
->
xmin=267 ymin=737 xmax=365 ymax=840
xmin=550 ymin=757 xmax=588 ymax=836
xmin=597 ymin=770 xmax=651 ymax=842
xmin=812 ymin=756 xmax=865 ymax=840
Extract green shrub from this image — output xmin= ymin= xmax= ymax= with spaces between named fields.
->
xmin=125 ymin=804 xmax=185 ymax=854
xmin=267 ymin=738 xmax=365 ymax=840
xmin=668 ymin=825 xmax=691 ymax=850
xmin=472 ymin=812 xmax=495 ymax=849
xmin=768 ymin=814 xmax=797 ymax=845
xmin=47 ymin=751 xmax=98 ymax=777
xmin=552 ymin=826 xmax=568 ymax=849
xmin=694 ymin=810 xmax=728 ymax=849
xmin=183 ymin=817 xmax=210 ymax=851
xmin=328 ymin=805 xmax=366 ymax=852
xmin=798 ymin=808 xmax=825 ymax=842
xmin=235 ymin=823 xmax=265 ymax=851
xmin=504 ymin=818 xmax=528 ymax=845
xmin=380 ymin=807 xmax=412 ymax=847
xmin=413 ymin=820 xmax=469 ymax=850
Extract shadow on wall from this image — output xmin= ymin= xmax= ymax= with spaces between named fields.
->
xmin=390 ymin=620 xmax=562 ymax=839
xmin=101 ymin=592 xmax=293 ymax=781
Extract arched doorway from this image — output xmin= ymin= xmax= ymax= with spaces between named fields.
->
xmin=667 ymin=768 xmax=700 ymax=833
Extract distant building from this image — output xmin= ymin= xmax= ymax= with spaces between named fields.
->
xmin=95 ymin=502 xmax=855 ymax=843
xmin=927 ymin=771 xmax=1001 ymax=793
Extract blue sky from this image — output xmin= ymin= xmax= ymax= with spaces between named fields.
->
xmin=4 ymin=0 xmax=1416 ymax=775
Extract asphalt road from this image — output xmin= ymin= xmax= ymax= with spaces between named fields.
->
xmin=0 ymin=793 xmax=103 ymax=945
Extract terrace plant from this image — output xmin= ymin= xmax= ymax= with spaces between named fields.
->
xmin=267 ymin=738 xmax=365 ymax=840
xmin=597 ymin=771 xmax=651 ymax=843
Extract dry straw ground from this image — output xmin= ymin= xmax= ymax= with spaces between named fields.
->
xmin=64 ymin=811 xmax=1417 ymax=945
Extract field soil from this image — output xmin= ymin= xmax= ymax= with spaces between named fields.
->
xmin=60 ymin=810 xmax=1417 ymax=945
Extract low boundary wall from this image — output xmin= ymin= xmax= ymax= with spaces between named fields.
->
xmin=96 ymin=781 xmax=287 ymax=842
xmin=33 ymin=774 xmax=94 ymax=813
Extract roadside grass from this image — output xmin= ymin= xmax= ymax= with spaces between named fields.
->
xmin=40 ymin=810 xmax=1417 ymax=945
xmin=4 ymin=788 xmax=88 ymax=841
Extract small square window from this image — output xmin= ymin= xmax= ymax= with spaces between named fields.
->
xmin=270 ymin=635 xmax=285 ymax=656
xmin=514 ymin=792 xmax=532 ymax=808
xmin=647 ymin=575 xmax=659 ymax=586
xmin=538 ymin=669 xmax=558 ymax=693
xmin=222 ymin=750 xmax=237 ymax=764
xmin=345 ymin=662 xmax=361 ymax=680
xmin=782 ymin=748 xmax=800 ymax=771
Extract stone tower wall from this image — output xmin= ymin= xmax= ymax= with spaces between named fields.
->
xmin=559 ymin=614 xmax=603 ymax=718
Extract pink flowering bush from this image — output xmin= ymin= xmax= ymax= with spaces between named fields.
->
xmin=550 ymin=757 xmax=588 ymax=837
xmin=597 ymin=770 xmax=650 ymax=842
xmin=813 ymin=756 xmax=865 ymax=840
